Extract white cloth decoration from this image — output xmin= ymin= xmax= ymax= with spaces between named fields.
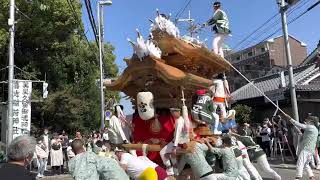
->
xmin=150 ymin=11 xmax=180 ymax=38
xmin=137 ymin=92 xmax=155 ymax=121
xmin=128 ymin=29 xmax=161 ymax=60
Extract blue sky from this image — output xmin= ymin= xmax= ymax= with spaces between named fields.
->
xmin=81 ymin=0 xmax=320 ymax=114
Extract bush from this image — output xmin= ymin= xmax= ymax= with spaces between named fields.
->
xmin=233 ymin=104 xmax=253 ymax=124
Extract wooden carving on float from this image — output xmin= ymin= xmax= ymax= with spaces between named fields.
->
xmin=151 ymin=30 xmax=230 ymax=79
xmin=105 ymin=31 xmax=230 ymax=109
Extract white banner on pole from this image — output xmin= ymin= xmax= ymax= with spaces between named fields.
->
xmin=12 ymin=79 xmax=32 ymax=139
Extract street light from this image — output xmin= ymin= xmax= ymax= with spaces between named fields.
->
xmin=98 ymin=0 xmax=112 ymax=130
xmin=99 ymin=0 xmax=112 ymax=6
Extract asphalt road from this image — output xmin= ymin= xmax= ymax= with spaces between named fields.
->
xmin=256 ymin=163 xmax=320 ymax=180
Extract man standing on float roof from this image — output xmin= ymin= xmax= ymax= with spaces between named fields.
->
xmin=203 ymin=1 xmax=231 ymax=58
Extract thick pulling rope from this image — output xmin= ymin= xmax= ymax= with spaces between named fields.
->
xmin=225 ymin=60 xmax=302 ymax=133
xmin=226 ymin=60 xmax=286 ymax=114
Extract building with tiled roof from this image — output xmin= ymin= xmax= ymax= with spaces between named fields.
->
xmin=226 ymin=35 xmax=308 ymax=91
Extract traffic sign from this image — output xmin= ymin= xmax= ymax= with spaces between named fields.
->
xmin=105 ymin=110 xmax=112 ymax=120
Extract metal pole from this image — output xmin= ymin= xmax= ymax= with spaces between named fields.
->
xmin=279 ymin=0 xmax=299 ymax=122
xmin=98 ymin=3 xmax=105 ymax=129
xmin=7 ymin=0 xmax=15 ymax=145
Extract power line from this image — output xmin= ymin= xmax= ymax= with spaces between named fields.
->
xmin=0 ymin=66 xmax=8 ymax=72
xmin=14 ymin=66 xmax=41 ymax=81
xmin=66 ymin=0 xmax=92 ymax=47
xmin=232 ymin=0 xmax=310 ymax=51
xmin=174 ymin=0 xmax=192 ymax=20
xmin=232 ymin=13 xmax=279 ymax=50
xmin=238 ymin=16 xmax=281 ymax=50
xmin=236 ymin=0 xmax=314 ymax=51
xmin=66 ymin=0 xmax=103 ymax=71
xmin=84 ymin=0 xmax=99 ymax=46
xmin=251 ymin=0 xmax=320 ymax=49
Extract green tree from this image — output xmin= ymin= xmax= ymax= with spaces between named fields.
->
xmin=0 ymin=0 xmax=118 ymax=134
xmin=233 ymin=104 xmax=253 ymax=124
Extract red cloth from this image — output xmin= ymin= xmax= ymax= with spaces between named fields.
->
xmin=132 ymin=115 xmax=176 ymax=165
xmin=155 ymin=166 xmax=168 ymax=180
xmin=196 ymin=89 xmax=206 ymax=95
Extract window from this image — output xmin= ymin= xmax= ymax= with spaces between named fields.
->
xmin=261 ymin=47 xmax=266 ymax=52
xmin=248 ymin=52 xmax=253 ymax=56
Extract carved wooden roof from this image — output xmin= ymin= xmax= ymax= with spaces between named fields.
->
xmin=105 ymin=56 xmax=212 ymax=108
xmin=105 ymin=30 xmax=231 ymax=108
xmin=152 ymin=30 xmax=230 ymax=79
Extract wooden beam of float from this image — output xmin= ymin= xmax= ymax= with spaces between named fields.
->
xmin=122 ymin=141 xmax=198 ymax=154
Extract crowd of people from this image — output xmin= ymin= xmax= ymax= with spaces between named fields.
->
xmin=0 ymin=71 xmax=318 ymax=180
xmin=0 ymin=73 xmax=318 ymax=180
xmin=0 ymin=110 xmax=318 ymax=180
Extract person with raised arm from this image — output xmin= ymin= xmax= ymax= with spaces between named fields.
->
xmin=283 ymin=114 xmax=319 ymax=180
xmin=202 ymin=1 xmax=231 ymax=58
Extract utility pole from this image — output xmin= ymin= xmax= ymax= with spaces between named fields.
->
xmin=278 ymin=0 xmax=299 ymax=121
xmin=7 ymin=0 xmax=15 ymax=145
xmin=176 ymin=10 xmax=195 ymax=37
xmin=97 ymin=0 xmax=112 ymax=130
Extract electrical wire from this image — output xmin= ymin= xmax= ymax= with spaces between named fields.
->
xmin=256 ymin=0 xmax=320 ymax=47
xmin=84 ymin=0 xmax=99 ymax=46
xmin=244 ymin=0 xmax=311 ymax=47
xmin=66 ymin=0 xmax=94 ymax=49
xmin=232 ymin=13 xmax=279 ymax=50
xmin=0 ymin=66 xmax=8 ymax=72
xmin=174 ymin=0 xmax=192 ymax=20
xmin=14 ymin=66 xmax=41 ymax=81
xmin=15 ymin=5 xmax=31 ymax=20
xmin=233 ymin=0 xmax=310 ymax=51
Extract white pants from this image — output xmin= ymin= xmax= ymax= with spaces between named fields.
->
xmin=212 ymin=34 xmax=226 ymax=58
xmin=243 ymin=157 xmax=262 ymax=180
xmin=236 ymin=157 xmax=250 ymax=180
xmin=213 ymin=101 xmax=227 ymax=119
xmin=160 ymin=142 xmax=177 ymax=176
xmin=256 ymin=154 xmax=281 ymax=180
xmin=212 ymin=112 xmax=221 ymax=134
xmin=296 ymin=150 xmax=314 ymax=178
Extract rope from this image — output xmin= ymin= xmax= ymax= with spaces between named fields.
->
xmin=226 ymin=60 xmax=303 ymax=134
xmin=226 ymin=61 xmax=286 ymax=114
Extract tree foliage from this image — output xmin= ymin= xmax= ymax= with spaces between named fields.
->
xmin=233 ymin=104 xmax=253 ymax=124
xmin=0 ymin=0 xmax=118 ymax=134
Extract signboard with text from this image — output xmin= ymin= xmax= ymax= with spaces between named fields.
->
xmin=12 ymin=80 xmax=32 ymax=139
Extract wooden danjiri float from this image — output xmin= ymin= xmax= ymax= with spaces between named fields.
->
xmin=104 ymin=13 xmax=231 ymax=164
